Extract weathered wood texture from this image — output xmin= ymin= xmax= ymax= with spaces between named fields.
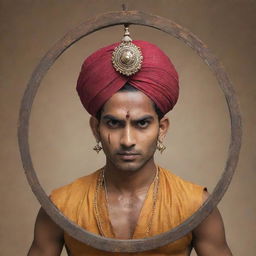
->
xmin=18 ymin=11 xmax=242 ymax=252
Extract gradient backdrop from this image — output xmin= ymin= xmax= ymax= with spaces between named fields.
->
xmin=0 ymin=0 xmax=255 ymax=255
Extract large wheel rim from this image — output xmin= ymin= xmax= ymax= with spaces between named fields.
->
xmin=18 ymin=11 xmax=242 ymax=252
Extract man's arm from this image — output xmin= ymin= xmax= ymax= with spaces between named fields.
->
xmin=192 ymin=192 xmax=232 ymax=256
xmin=28 ymin=207 xmax=64 ymax=256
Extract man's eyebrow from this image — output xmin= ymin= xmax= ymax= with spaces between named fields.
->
xmin=102 ymin=114 xmax=154 ymax=121
xmin=102 ymin=114 xmax=123 ymax=122
xmin=133 ymin=115 xmax=154 ymax=122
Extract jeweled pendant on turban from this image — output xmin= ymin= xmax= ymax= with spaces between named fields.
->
xmin=76 ymin=25 xmax=179 ymax=117
xmin=112 ymin=26 xmax=143 ymax=76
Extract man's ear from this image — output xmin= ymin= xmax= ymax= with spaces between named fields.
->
xmin=89 ymin=116 xmax=100 ymax=141
xmin=158 ymin=116 xmax=169 ymax=141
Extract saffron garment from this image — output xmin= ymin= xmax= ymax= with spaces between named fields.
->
xmin=50 ymin=167 xmax=205 ymax=256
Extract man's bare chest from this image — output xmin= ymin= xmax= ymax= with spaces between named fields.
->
xmin=107 ymin=193 xmax=146 ymax=239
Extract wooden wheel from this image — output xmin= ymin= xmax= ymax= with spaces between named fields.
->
xmin=18 ymin=11 xmax=242 ymax=252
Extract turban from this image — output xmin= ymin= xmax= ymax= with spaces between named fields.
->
xmin=76 ymin=40 xmax=179 ymax=117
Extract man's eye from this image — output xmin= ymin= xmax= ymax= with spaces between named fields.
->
xmin=107 ymin=120 xmax=120 ymax=128
xmin=137 ymin=120 xmax=150 ymax=128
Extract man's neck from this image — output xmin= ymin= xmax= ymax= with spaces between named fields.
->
xmin=103 ymin=159 xmax=157 ymax=195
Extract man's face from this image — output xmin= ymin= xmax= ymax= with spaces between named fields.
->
xmin=91 ymin=90 xmax=168 ymax=172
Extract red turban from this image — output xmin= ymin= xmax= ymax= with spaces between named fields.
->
xmin=76 ymin=40 xmax=179 ymax=116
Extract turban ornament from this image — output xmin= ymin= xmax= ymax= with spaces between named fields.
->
xmin=76 ymin=26 xmax=179 ymax=117
xmin=112 ymin=26 xmax=143 ymax=76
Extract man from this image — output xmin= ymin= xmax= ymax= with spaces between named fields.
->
xmin=28 ymin=28 xmax=232 ymax=255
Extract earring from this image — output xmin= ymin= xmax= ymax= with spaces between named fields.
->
xmin=93 ymin=141 xmax=102 ymax=153
xmin=157 ymin=139 xmax=166 ymax=154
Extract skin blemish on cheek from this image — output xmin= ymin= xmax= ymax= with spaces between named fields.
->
xmin=108 ymin=133 xmax=111 ymax=144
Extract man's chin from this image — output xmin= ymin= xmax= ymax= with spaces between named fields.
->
xmin=112 ymin=161 xmax=144 ymax=173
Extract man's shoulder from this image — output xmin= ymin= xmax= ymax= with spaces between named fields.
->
xmin=160 ymin=166 xmax=203 ymax=188
xmin=50 ymin=168 xmax=101 ymax=209
xmin=159 ymin=166 xmax=206 ymax=210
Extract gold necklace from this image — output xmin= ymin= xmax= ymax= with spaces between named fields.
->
xmin=93 ymin=167 xmax=160 ymax=237
xmin=145 ymin=167 xmax=159 ymax=237
xmin=93 ymin=168 xmax=106 ymax=236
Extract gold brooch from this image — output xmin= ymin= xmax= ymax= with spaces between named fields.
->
xmin=112 ymin=26 xmax=143 ymax=76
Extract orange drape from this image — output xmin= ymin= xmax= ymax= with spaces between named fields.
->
xmin=50 ymin=167 xmax=205 ymax=255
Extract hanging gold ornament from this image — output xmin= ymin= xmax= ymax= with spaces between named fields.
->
xmin=157 ymin=139 xmax=166 ymax=154
xmin=112 ymin=25 xmax=143 ymax=76
xmin=93 ymin=141 xmax=102 ymax=153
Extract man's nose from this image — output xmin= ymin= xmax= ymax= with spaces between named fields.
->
xmin=120 ymin=126 xmax=136 ymax=148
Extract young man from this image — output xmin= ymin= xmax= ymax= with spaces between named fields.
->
xmin=28 ymin=29 xmax=232 ymax=255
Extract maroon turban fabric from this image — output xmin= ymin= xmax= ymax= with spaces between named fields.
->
xmin=76 ymin=40 xmax=179 ymax=117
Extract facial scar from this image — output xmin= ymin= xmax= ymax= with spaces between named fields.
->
xmin=126 ymin=111 xmax=130 ymax=119
xmin=108 ymin=133 xmax=111 ymax=144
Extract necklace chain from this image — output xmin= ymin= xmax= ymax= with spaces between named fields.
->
xmin=145 ymin=168 xmax=159 ymax=236
xmin=93 ymin=168 xmax=106 ymax=236
xmin=93 ymin=167 xmax=159 ymax=237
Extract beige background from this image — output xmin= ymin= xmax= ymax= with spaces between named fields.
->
xmin=0 ymin=0 xmax=255 ymax=255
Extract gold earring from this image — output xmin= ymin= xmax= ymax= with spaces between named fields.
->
xmin=93 ymin=141 xmax=102 ymax=153
xmin=157 ymin=139 xmax=166 ymax=154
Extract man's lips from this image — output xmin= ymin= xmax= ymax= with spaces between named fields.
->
xmin=116 ymin=152 xmax=140 ymax=160
xmin=117 ymin=151 xmax=140 ymax=155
